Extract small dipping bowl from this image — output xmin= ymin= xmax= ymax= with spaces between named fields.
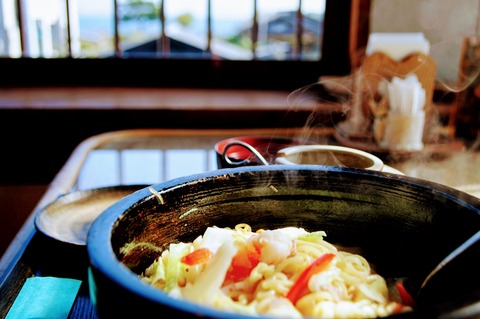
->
xmin=214 ymin=136 xmax=311 ymax=168
xmin=275 ymin=145 xmax=385 ymax=171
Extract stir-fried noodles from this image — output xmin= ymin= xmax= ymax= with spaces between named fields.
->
xmin=140 ymin=224 xmax=412 ymax=318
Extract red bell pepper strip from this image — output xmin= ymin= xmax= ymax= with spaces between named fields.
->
xmin=181 ymin=248 xmax=213 ymax=266
xmin=224 ymin=241 xmax=262 ymax=283
xmin=286 ymin=253 xmax=335 ymax=304
xmin=395 ymin=281 xmax=416 ymax=308
xmin=391 ymin=302 xmax=406 ymax=315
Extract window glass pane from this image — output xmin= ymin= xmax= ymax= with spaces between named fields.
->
xmin=164 ymin=0 xmax=209 ymax=58
xmin=302 ymin=0 xmax=325 ymax=60
xmin=257 ymin=0 xmax=298 ymax=60
xmin=118 ymin=0 xmax=162 ymax=57
xmin=76 ymin=0 xmax=115 ymax=57
xmin=22 ymin=0 xmax=69 ymax=57
xmin=256 ymin=0 xmax=325 ymax=61
xmin=211 ymin=0 xmax=254 ymax=60
xmin=0 ymin=0 xmax=21 ymax=57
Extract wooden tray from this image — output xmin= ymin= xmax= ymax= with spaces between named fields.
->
xmin=0 ymin=228 xmax=98 ymax=318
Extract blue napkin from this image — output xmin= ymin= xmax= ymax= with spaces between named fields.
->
xmin=6 ymin=276 xmax=82 ymax=319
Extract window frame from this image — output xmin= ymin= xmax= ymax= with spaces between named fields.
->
xmin=0 ymin=0 xmax=353 ymax=91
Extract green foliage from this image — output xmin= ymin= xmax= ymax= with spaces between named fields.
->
xmin=177 ymin=13 xmax=193 ymax=27
xmin=120 ymin=0 xmax=160 ymax=22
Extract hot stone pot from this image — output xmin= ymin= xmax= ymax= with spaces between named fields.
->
xmin=87 ymin=165 xmax=480 ymax=319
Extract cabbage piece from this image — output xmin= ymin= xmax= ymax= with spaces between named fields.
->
xmin=165 ymin=242 xmax=191 ymax=292
xmin=275 ymin=226 xmax=309 ymax=238
xmin=297 ymin=230 xmax=327 ymax=243
xmin=181 ymin=239 xmax=238 ymax=304
xmin=141 ymin=258 xmax=165 ymax=286
xmin=199 ymin=226 xmax=236 ymax=253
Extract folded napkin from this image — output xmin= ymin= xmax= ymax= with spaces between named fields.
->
xmin=387 ymin=74 xmax=426 ymax=115
xmin=376 ymin=73 xmax=427 ymax=151
xmin=6 ymin=276 xmax=82 ymax=319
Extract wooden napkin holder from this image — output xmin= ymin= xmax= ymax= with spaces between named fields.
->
xmin=337 ymin=52 xmax=436 ymax=148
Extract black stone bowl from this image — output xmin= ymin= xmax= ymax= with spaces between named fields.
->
xmin=87 ymin=165 xmax=480 ymax=319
